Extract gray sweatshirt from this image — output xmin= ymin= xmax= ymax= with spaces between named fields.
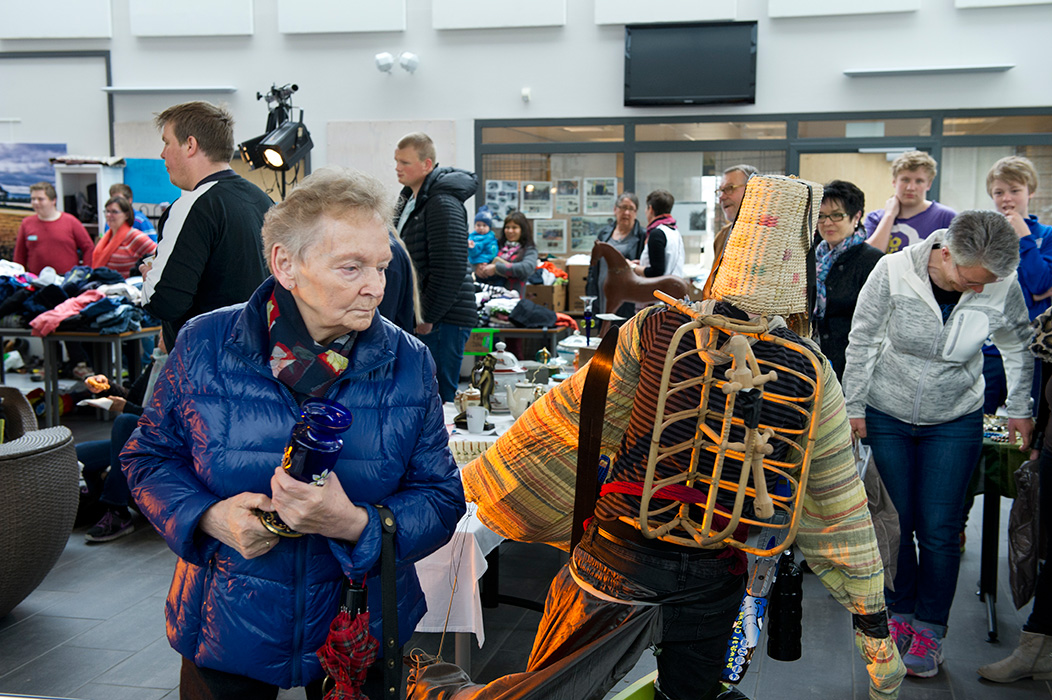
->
xmin=843 ymin=231 xmax=1033 ymax=424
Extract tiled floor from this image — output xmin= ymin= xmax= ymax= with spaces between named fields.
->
xmin=0 ymin=401 xmax=1050 ymax=699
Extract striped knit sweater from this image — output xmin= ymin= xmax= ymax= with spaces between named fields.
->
xmin=464 ymin=304 xmax=886 ymax=614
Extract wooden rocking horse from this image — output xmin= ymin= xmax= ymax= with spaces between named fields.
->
xmin=590 ymin=240 xmax=691 ymax=331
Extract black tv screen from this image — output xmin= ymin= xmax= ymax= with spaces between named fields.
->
xmin=624 ymin=21 xmax=757 ymax=107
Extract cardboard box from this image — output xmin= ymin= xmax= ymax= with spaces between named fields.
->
xmin=464 ymin=328 xmax=496 ymax=355
xmin=566 ymin=264 xmax=591 ymax=312
xmin=524 ymin=284 xmax=566 ymax=313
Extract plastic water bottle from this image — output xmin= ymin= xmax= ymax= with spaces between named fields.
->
xmin=766 ymin=547 xmax=802 ymax=661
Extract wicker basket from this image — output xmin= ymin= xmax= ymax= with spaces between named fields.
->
xmin=0 ymin=387 xmax=78 ymax=619
xmin=711 ymin=174 xmax=821 ymax=316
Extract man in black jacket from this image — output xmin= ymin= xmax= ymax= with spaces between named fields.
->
xmin=142 ymin=101 xmax=272 ymax=351
xmin=393 ymin=132 xmax=478 ymax=402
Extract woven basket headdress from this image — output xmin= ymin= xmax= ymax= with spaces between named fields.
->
xmin=711 ymin=174 xmax=822 ymax=317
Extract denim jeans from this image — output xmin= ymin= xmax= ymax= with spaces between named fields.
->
xmin=418 ymin=322 xmax=471 ymax=403
xmin=563 ymin=524 xmax=745 ymax=699
xmin=864 ymin=405 xmax=983 ymax=632
xmin=75 ymin=413 xmax=140 ymax=508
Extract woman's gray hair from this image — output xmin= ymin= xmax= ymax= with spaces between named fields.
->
xmin=262 ymin=167 xmax=394 ymax=264
xmin=945 ymin=210 xmax=1019 ymax=279
xmin=616 ymin=192 xmax=640 ymax=210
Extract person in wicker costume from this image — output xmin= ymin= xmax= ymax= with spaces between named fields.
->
xmin=462 ymin=175 xmax=905 ymax=700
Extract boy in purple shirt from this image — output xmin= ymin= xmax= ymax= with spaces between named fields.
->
xmin=864 ymin=150 xmax=956 ymax=253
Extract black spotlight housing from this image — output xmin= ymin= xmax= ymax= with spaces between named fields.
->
xmin=238 ymin=133 xmax=267 ymax=170
xmin=259 ymin=121 xmax=313 ymax=172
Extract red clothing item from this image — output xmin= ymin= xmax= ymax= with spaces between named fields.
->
xmin=14 ymin=213 xmax=95 ymax=275
xmin=93 ymin=224 xmax=157 ymax=278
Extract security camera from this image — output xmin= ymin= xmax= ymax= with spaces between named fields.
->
xmin=399 ymin=52 xmax=419 ymax=74
xmin=375 ymin=52 xmax=394 ymax=73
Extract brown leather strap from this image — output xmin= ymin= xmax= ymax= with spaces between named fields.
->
xmin=572 ymin=328 xmax=619 ymax=550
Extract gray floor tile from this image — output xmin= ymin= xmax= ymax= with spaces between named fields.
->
xmin=91 ymin=636 xmax=181 ymax=690
xmin=74 ymin=682 xmax=171 ymax=700
xmin=0 ymin=644 xmax=132 ymax=697
xmin=0 ymin=615 xmax=102 ymax=677
xmin=65 ymin=597 xmax=168 ymax=652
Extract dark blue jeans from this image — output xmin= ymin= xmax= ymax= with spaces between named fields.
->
xmin=418 ymin=322 xmax=471 ymax=403
xmin=75 ymin=413 xmax=140 ymax=508
xmin=864 ymin=405 xmax=983 ymax=632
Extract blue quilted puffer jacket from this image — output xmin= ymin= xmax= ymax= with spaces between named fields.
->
xmin=121 ymin=277 xmax=465 ymax=688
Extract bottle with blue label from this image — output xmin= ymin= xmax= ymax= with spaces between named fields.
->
xmin=260 ymin=398 xmax=353 ymax=538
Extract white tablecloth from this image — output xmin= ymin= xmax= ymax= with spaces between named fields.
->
xmin=412 ymin=404 xmax=512 ymax=647
xmin=414 ymin=503 xmax=504 ymax=646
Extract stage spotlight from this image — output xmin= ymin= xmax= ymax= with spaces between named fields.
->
xmin=259 ymin=121 xmax=313 ymax=171
xmin=238 ymin=134 xmax=267 ymax=170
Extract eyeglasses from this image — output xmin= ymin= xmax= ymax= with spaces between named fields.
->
xmin=817 ymin=212 xmax=849 ymax=222
xmin=615 ymin=204 xmax=637 ymax=213
xmin=104 ymin=209 xmax=123 ymax=216
xmin=954 ymin=262 xmax=1002 ymax=290
xmin=714 ymin=184 xmax=745 ymax=197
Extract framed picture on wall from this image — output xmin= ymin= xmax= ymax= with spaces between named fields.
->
xmin=534 ymin=219 xmax=567 ymax=255
xmin=485 ymin=180 xmax=519 ymax=223
xmin=570 ymin=215 xmax=613 ymax=253
xmin=554 ymin=178 xmax=580 ymax=214
xmin=520 ymin=180 xmax=553 ymax=218
xmin=0 ymin=143 xmax=67 ymax=209
xmin=671 ymin=202 xmax=707 ymax=234
xmin=583 ymin=177 xmax=618 ymax=214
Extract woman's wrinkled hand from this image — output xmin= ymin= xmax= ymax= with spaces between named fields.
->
xmin=199 ymin=492 xmax=280 ymax=559
xmin=270 ymin=468 xmax=368 ymax=542
xmin=849 ymin=417 xmax=867 ymax=441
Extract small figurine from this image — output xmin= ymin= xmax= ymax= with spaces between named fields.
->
xmin=471 ymin=354 xmax=497 ymax=412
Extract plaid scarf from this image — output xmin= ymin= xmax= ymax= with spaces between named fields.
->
xmin=268 ymin=283 xmax=356 ymax=400
xmin=815 ymin=228 xmax=867 ymax=320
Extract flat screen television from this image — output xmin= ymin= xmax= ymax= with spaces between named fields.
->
xmin=624 ymin=21 xmax=757 ymax=107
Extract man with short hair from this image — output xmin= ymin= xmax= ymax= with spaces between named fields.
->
xmin=864 ymin=150 xmax=956 ymax=253
xmin=142 ymin=101 xmax=272 ymax=352
xmin=703 ymin=164 xmax=757 ymax=299
xmin=636 ymin=189 xmax=685 ymax=278
xmin=108 ymin=183 xmax=156 ymax=239
xmin=393 ymin=132 xmax=478 ymax=402
xmin=14 ymin=181 xmax=95 ymax=275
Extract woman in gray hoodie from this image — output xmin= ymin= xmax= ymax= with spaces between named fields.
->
xmin=843 ymin=210 xmax=1033 ymax=679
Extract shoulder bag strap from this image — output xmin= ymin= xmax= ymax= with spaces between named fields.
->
xmin=571 ymin=328 xmax=620 ymax=550
xmin=374 ymin=504 xmax=399 ymax=700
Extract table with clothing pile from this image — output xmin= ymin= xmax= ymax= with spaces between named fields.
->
xmin=0 ymin=265 xmax=159 ymax=426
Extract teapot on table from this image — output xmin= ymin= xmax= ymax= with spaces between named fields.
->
xmin=508 ymin=381 xmax=545 ymax=419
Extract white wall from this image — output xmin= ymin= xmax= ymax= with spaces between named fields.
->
xmin=0 ymin=0 xmax=1050 ymax=188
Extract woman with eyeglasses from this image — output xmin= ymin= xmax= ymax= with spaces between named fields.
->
xmin=843 ymin=210 xmax=1033 ymax=679
xmin=814 ymin=180 xmax=883 ymax=380
xmin=95 ymin=196 xmax=157 ymax=278
xmin=585 ymin=192 xmax=645 ymax=317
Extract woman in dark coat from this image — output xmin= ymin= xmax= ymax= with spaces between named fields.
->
xmin=814 ymin=180 xmax=883 ymax=381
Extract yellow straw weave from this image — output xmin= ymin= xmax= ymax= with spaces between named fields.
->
xmin=711 ymin=174 xmax=822 ymax=316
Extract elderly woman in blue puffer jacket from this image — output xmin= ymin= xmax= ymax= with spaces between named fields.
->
xmin=121 ymin=168 xmax=465 ymax=699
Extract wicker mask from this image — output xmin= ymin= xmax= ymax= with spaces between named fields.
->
xmin=710 ymin=174 xmax=822 ymax=317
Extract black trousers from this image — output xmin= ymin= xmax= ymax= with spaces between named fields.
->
xmin=179 ymin=657 xmax=394 ymax=700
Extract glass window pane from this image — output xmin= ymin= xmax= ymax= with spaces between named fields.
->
xmin=797 ymin=119 xmax=931 ymax=139
xmin=942 ymin=145 xmax=1052 ymax=222
xmin=635 ymin=150 xmax=786 ymax=270
xmin=480 ymin=152 xmax=625 ymax=258
xmin=943 ymin=115 xmax=1052 ymax=136
xmin=635 ymin=122 xmax=786 ymax=141
xmin=481 ymin=125 xmax=624 ymax=144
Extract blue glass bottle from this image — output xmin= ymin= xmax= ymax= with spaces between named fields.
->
xmin=260 ymin=398 xmax=353 ymax=538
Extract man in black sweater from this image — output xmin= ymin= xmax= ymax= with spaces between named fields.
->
xmin=142 ymin=101 xmax=272 ymax=351
xmin=393 ymin=132 xmax=478 ymax=402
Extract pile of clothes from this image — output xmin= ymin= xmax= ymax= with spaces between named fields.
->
xmin=0 ymin=263 xmax=158 ymax=337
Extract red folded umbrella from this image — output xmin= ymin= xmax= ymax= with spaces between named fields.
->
xmin=318 ymin=582 xmax=378 ymax=700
